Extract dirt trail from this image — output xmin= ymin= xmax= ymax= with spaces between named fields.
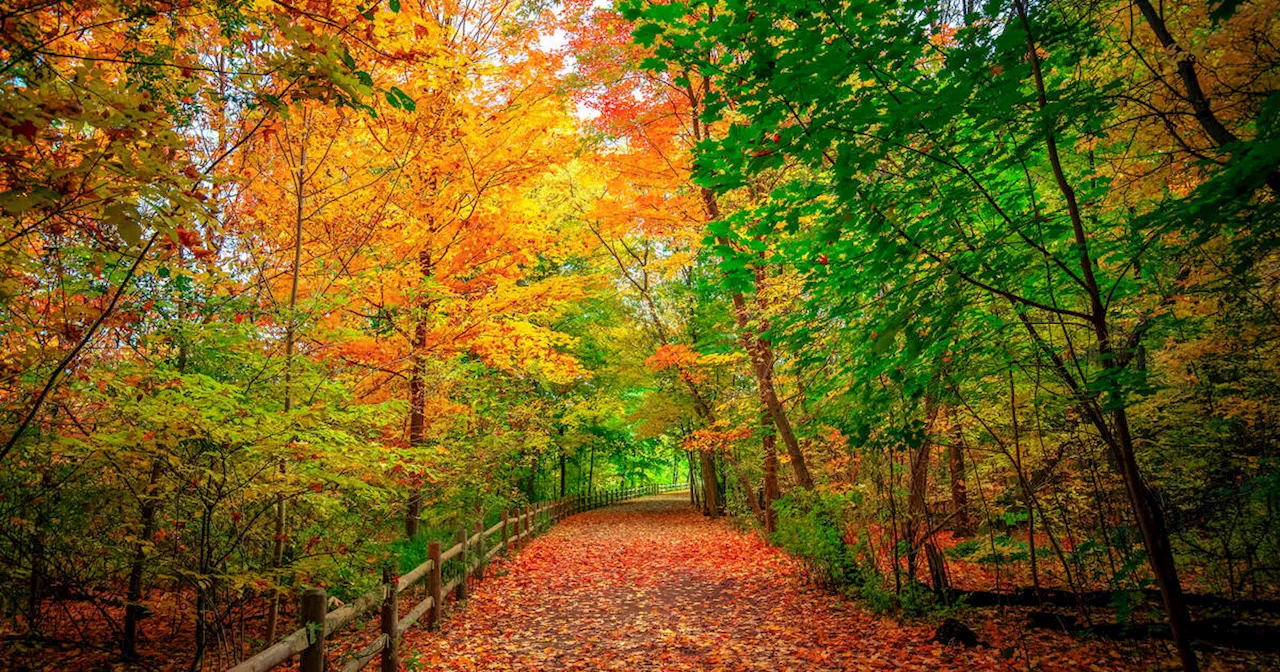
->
xmin=400 ymin=492 xmax=1183 ymax=671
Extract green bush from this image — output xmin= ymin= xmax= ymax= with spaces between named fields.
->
xmin=771 ymin=490 xmax=864 ymax=591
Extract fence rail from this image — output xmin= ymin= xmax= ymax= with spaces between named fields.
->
xmin=227 ymin=482 xmax=685 ymax=672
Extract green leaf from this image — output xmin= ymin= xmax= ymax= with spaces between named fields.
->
xmin=390 ymin=86 xmax=416 ymax=112
xmin=105 ymin=202 xmax=141 ymax=246
xmin=389 ymin=0 xmax=400 ymax=12
xmin=632 ymin=24 xmax=662 ymax=47
xmin=639 ymin=57 xmax=668 ymax=73
xmin=644 ymin=2 xmax=686 ymax=22
xmin=118 ymin=219 xmax=142 ymax=247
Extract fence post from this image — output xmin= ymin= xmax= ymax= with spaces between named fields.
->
xmin=501 ymin=508 xmax=509 ymax=550
xmin=455 ymin=526 xmax=468 ymax=601
xmin=381 ymin=566 xmax=399 ymax=672
xmin=473 ymin=520 xmax=484 ymax=580
xmin=427 ymin=541 xmax=441 ymax=631
xmin=300 ymin=587 xmax=326 ymax=672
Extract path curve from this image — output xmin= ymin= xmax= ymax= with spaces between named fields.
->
xmin=399 ymin=493 xmax=1160 ymax=671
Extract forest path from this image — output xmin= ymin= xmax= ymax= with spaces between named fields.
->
xmin=399 ymin=492 xmax=1045 ymax=671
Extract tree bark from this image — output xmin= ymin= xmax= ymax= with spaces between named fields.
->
xmin=405 ymin=249 xmax=433 ymax=539
xmin=123 ymin=461 xmax=164 ymax=659
xmin=559 ymin=452 xmax=567 ymax=498
xmin=946 ymin=405 xmax=972 ymax=535
xmin=704 ymin=194 xmax=814 ymax=489
xmin=526 ymin=453 xmax=539 ymax=501
xmin=906 ymin=387 xmax=949 ymax=596
xmin=725 ymin=449 xmax=764 ymax=524
xmin=762 ymin=411 xmax=780 ymax=534
xmin=699 ymin=450 xmax=719 ymax=517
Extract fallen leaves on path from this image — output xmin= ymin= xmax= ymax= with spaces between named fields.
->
xmin=401 ymin=493 xmax=1199 ymax=671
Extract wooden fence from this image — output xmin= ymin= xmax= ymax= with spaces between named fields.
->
xmin=227 ymin=482 xmax=685 ymax=672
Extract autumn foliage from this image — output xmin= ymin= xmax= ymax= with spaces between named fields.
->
xmin=3 ymin=0 xmax=1280 ymax=670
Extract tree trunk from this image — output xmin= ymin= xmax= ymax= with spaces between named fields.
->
xmin=405 ymin=249 xmax=432 ymax=539
xmin=680 ymin=76 xmax=814 ymax=492
xmin=526 ymin=453 xmax=539 ymax=501
xmin=762 ymin=411 xmax=780 ymax=534
xmin=704 ymin=202 xmax=814 ymax=489
xmin=947 ymin=405 xmax=972 ymax=535
xmin=725 ymin=449 xmax=764 ymax=524
xmin=588 ymin=444 xmax=595 ymax=493
xmin=559 ymin=452 xmax=567 ymax=498
xmin=26 ymin=492 xmax=45 ymax=636
xmin=1010 ymin=372 xmax=1040 ymax=593
xmin=907 ymin=393 xmax=948 ymax=596
xmin=699 ymin=450 xmax=719 ymax=517
xmin=404 ymin=341 xmax=426 ymax=536
xmin=123 ymin=461 xmax=163 ymax=659
xmin=687 ymin=450 xmax=696 ymax=506
xmin=716 ymin=245 xmax=814 ymax=486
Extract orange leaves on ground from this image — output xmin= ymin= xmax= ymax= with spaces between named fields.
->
xmin=398 ymin=494 xmax=1199 ymax=671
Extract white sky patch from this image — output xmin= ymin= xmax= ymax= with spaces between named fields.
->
xmin=575 ymin=101 xmax=601 ymax=121
xmin=538 ymin=27 xmax=569 ymax=52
